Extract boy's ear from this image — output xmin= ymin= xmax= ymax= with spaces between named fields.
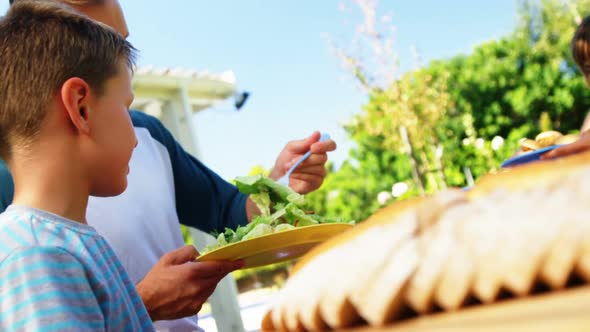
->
xmin=60 ymin=77 xmax=92 ymax=135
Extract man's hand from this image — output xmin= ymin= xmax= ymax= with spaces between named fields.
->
xmin=542 ymin=129 xmax=590 ymax=160
xmin=269 ymin=131 xmax=337 ymax=194
xmin=136 ymin=245 xmax=243 ymax=321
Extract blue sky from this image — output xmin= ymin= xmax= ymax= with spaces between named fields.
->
xmin=0 ymin=0 xmax=518 ymax=180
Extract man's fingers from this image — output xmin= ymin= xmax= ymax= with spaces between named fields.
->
xmin=286 ymin=131 xmax=321 ymax=154
xmin=542 ymin=143 xmax=584 ymax=160
xmin=192 ymin=282 xmax=220 ymax=303
xmin=288 ymin=153 xmax=328 ymax=169
xmin=310 ymin=139 xmax=336 ymax=154
xmin=162 ymin=245 xmax=199 ymax=265
xmin=188 ymin=260 xmax=244 ymax=279
xmin=183 ymin=283 xmax=219 ymax=317
xmin=190 ymin=275 xmax=223 ymax=292
xmin=290 ymin=172 xmax=324 ymax=187
xmin=290 ymin=165 xmax=327 ymax=178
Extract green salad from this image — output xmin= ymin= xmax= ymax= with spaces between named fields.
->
xmin=202 ymin=175 xmax=354 ymax=253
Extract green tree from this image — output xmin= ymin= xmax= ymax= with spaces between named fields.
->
xmin=434 ymin=0 xmax=590 ymax=141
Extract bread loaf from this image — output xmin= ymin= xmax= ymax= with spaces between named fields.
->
xmin=263 ymin=151 xmax=590 ymax=331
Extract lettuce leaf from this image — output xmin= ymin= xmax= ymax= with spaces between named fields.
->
xmin=242 ymin=223 xmax=273 ymax=241
xmin=250 ymin=192 xmax=271 ymax=216
xmin=235 ymin=175 xmax=305 ymax=206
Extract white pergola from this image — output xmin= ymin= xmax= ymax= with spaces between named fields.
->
xmin=132 ymin=66 xmax=246 ymax=332
xmin=131 ymin=65 xmax=244 ymax=159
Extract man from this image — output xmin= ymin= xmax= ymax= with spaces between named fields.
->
xmin=2 ymin=0 xmax=337 ymax=331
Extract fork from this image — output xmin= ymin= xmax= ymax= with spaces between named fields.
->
xmin=277 ymin=133 xmax=331 ymax=186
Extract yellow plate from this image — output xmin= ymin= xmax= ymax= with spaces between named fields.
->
xmin=196 ymin=223 xmax=354 ymax=269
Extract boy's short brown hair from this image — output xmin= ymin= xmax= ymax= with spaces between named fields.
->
xmin=572 ymin=16 xmax=590 ymax=78
xmin=0 ymin=0 xmax=136 ymax=161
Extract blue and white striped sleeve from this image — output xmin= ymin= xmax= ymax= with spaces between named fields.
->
xmin=0 ymin=246 xmax=105 ymax=332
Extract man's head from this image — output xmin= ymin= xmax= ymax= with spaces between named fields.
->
xmin=572 ymin=16 xmax=590 ymax=85
xmin=0 ymin=0 xmax=137 ymax=196
xmin=10 ymin=0 xmax=128 ymax=37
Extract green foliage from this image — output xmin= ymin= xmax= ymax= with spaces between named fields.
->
xmin=181 ymin=224 xmax=194 ymax=246
xmin=247 ymin=165 xmax=270 ymax=177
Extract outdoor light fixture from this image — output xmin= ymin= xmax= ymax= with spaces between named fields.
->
xmin=234 ymin=91 xmax=250 ymax=111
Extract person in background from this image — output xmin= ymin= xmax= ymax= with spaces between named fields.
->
xmin=0 ymin=0 xmax=337 ymax=331
xmin=543 ymin=15 xmax=590 ymax=159
xmin=0 ymin=1 xmax=153 ymax=330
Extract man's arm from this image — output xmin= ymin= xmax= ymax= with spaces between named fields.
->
xmin=0 ymin=160 xmax=14 ymax=213
xmin=542 ymin=112 xmax=590 ymax=159
xmin=131 ymin=112 xmax=337 ymax=231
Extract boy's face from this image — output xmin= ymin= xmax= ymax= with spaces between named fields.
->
xmin=86 ymin=60 xmax=136 ymax=197
xmin=71 ymin=0 xmax=133 ymax=196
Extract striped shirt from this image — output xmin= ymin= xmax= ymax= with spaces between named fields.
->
xmin=0 ymin=205 xmax=154 ymax=332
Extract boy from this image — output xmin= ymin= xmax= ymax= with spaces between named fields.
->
xmin=0 ymin=1 xmax=153 ymax=331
